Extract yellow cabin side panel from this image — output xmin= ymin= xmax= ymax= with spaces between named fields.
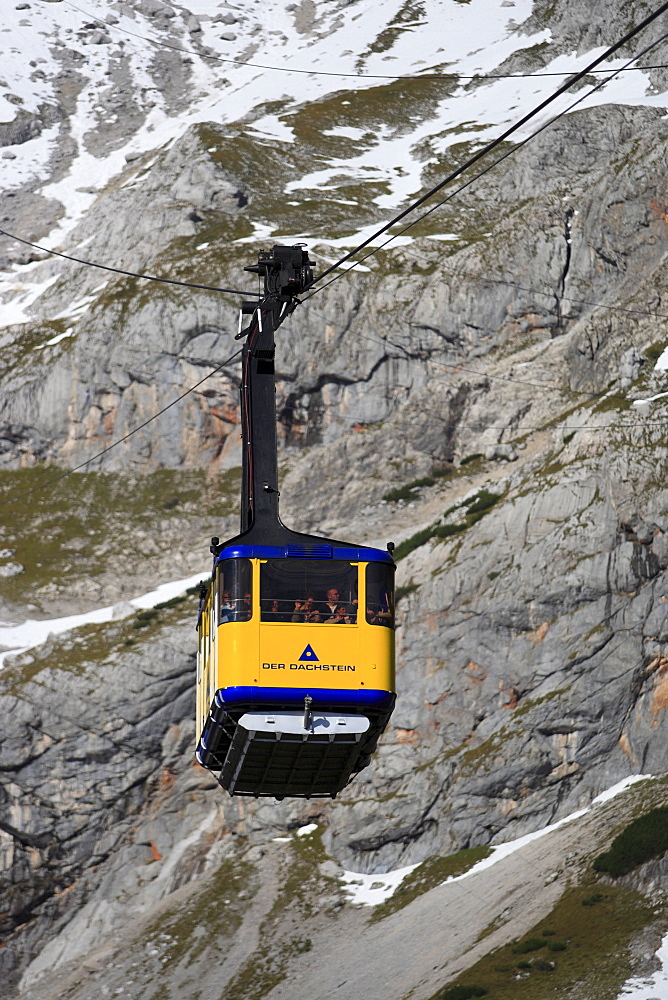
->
xmin=212 ymin=620 xmax=394 ymax=692
xmin=196 ymin=589 xmax=212 ymax=740
xmin=365 ymin=621 xmax=395 ymax=692
xmin=213 ymin=620 xmax=259 ymax=689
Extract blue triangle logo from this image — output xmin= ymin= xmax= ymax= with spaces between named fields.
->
xmin=298 ymin=644 xmax=319 ymax=662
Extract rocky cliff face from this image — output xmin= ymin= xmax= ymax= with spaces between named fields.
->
xmin=1 ymin=1 xmax=668 ymax=997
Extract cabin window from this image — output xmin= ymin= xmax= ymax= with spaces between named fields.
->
xmin=260 ymin=559 xmax=358 ymax=623
xmin=218 ymin=559 xmax=252 ymax=622
xmin=365 ymin=563 xmax=395 ymax=628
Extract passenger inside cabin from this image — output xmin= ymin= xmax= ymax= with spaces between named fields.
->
xmin=218 ymin=557 xmax=253 ymax=623
xmin=220 ymin=590 xmax=235 ymax=623
xmin=323 ymin=604 xmax=352 ymax=624
xmin=291 ymin=594 xmax=321 ymax=623
xmin=319 ymin=588 xmax=342 ymax=619
xmin=318 ymin=588 xmax=356 ymax=623
xmin=237 ymin=592 xmax=252 ymax=621
xmin=366 ymin=593 xmax=393 ymax=625
xmin=263 ymin=598 xmax=291 ymax=622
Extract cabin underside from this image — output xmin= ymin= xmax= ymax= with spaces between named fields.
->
xmin=197 ymin=693 xmax=394 ymax=798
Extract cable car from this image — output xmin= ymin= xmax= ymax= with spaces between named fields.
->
xmin=196 ymin=246 xmax=396 ymax=798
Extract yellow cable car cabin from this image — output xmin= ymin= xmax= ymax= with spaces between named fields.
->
xmin=195 ymin=246 xmax=396 ymax=798
xmin=196 ymin=544 xmax=395 ymax=797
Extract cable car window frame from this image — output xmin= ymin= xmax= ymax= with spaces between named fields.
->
xmin=218 ymin=558 xmax=253 ymax=623
xmin=259 ymin=558 xmax=358 ymax=623
xmin=365 ymin=562 xmax=395 ymax=628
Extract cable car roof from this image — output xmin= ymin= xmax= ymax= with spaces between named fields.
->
xmin=214 ymin=543 xmax=394 ymax=563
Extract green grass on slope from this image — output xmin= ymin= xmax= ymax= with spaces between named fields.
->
xmin=437 ymin=989 xmax=487 ymax=1000
xmin=644 ymin=340 xmax=667 ymax=363
xmin=141 ymin=854 xmax=255 ymax=971
xmin=430 ymin=885 xmax=658 ymax=1000
xmin=0 ymin=318 xmax=75 ymax=381
xmin=371 ymin=846 xmax=492 ymax=923
xmin=394 ymin=490 xmax=502 ymax=560
xmin=384 ymin=476 xmax=438 ymax=501
xmin=0 ymin=591 xmax=199 ymax=696
xmin=594 ymin=807 xmax=668 ymax=877
xmin=383 ymin=466 xmax=454 ymax=502
xmin=0 ymin=467 xmax=239 ymax=607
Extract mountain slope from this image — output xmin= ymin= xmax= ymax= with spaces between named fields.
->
xmin=1 ymin=1 xmax=668 ymax=997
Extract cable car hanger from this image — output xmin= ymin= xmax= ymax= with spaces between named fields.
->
xmin=195 ymin=245 xmax=396 ymax=799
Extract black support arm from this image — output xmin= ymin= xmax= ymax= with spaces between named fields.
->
xmin=238 ymin=246 xmax=315 ymax=534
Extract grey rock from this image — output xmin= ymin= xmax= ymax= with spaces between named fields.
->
xmin=619 ymin=346 xmax=645 ymax=388
xmin=0 ymin=620 xmax=204 ymax=983
xmin=292 ymin=0 xmax=316 ymax=33
xmin=484 ymin=443 xmax=517 ymax=462
xmin=318 ymin=860 xmax=343 ymax=878
xmin=0 ymin=103 xmax=64 ymax=149
xmin=137 ymin=0 xmax=175 ymax=16
xmin=0 ymin=562 xmax=23 ymax=577
xmin=82 ymin=29 xmax=111 ymax=44
xmin=111 ymin=601 xmax=135 ymax=620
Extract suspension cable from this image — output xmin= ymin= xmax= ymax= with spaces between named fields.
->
xmin=306 ymin=3 xmax=668 ymax=290
xmin=0 ymin=230 xmax=260 ymax=298
xmin=62 ymin=0 xmax=668 ymax=83
xmin=302 ymin=26 xmax=668 ymax=301
xmin=0 ymin=348 xmax=243 ymax=507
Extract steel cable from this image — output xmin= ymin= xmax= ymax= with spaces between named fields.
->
xmin=62 ymin=0 xmax=668 ymax=83
xmin=0 ymin=348 xmax=243 ymax=507
xmin=0 ymin=230 xmax=260 ymax=298
xmin=306 ymin=4 xmax=668 ymax=291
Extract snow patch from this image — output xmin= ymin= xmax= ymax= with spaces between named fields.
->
xmin=617 ymin=935 xmax=668 ymax=998
xmin=340 ymin=863 xmax=420 ymax=906
xmin=271 ymin=823 xmax=319 ymax=842
xmin=0 ymin=271 xmax=60 ymax=328
xmin=53 ymin=289 xmax=105 ymax=321
xmin=0 ymin=570 xmax=209 ymax=667
xmin=632 ymin=391 xmax=668 ymax=407
xmin=340 ymin=774 xmax=655 ymax=906
xmin=591 ymin=774 xmax=655 ymax=805
xmin=34 ymin=326 xmax=75 ymax=350
xmin=246 ymin=115 xmax=295 ymax=143
xmin=323 ymin=126 xmax=370 ymax=141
